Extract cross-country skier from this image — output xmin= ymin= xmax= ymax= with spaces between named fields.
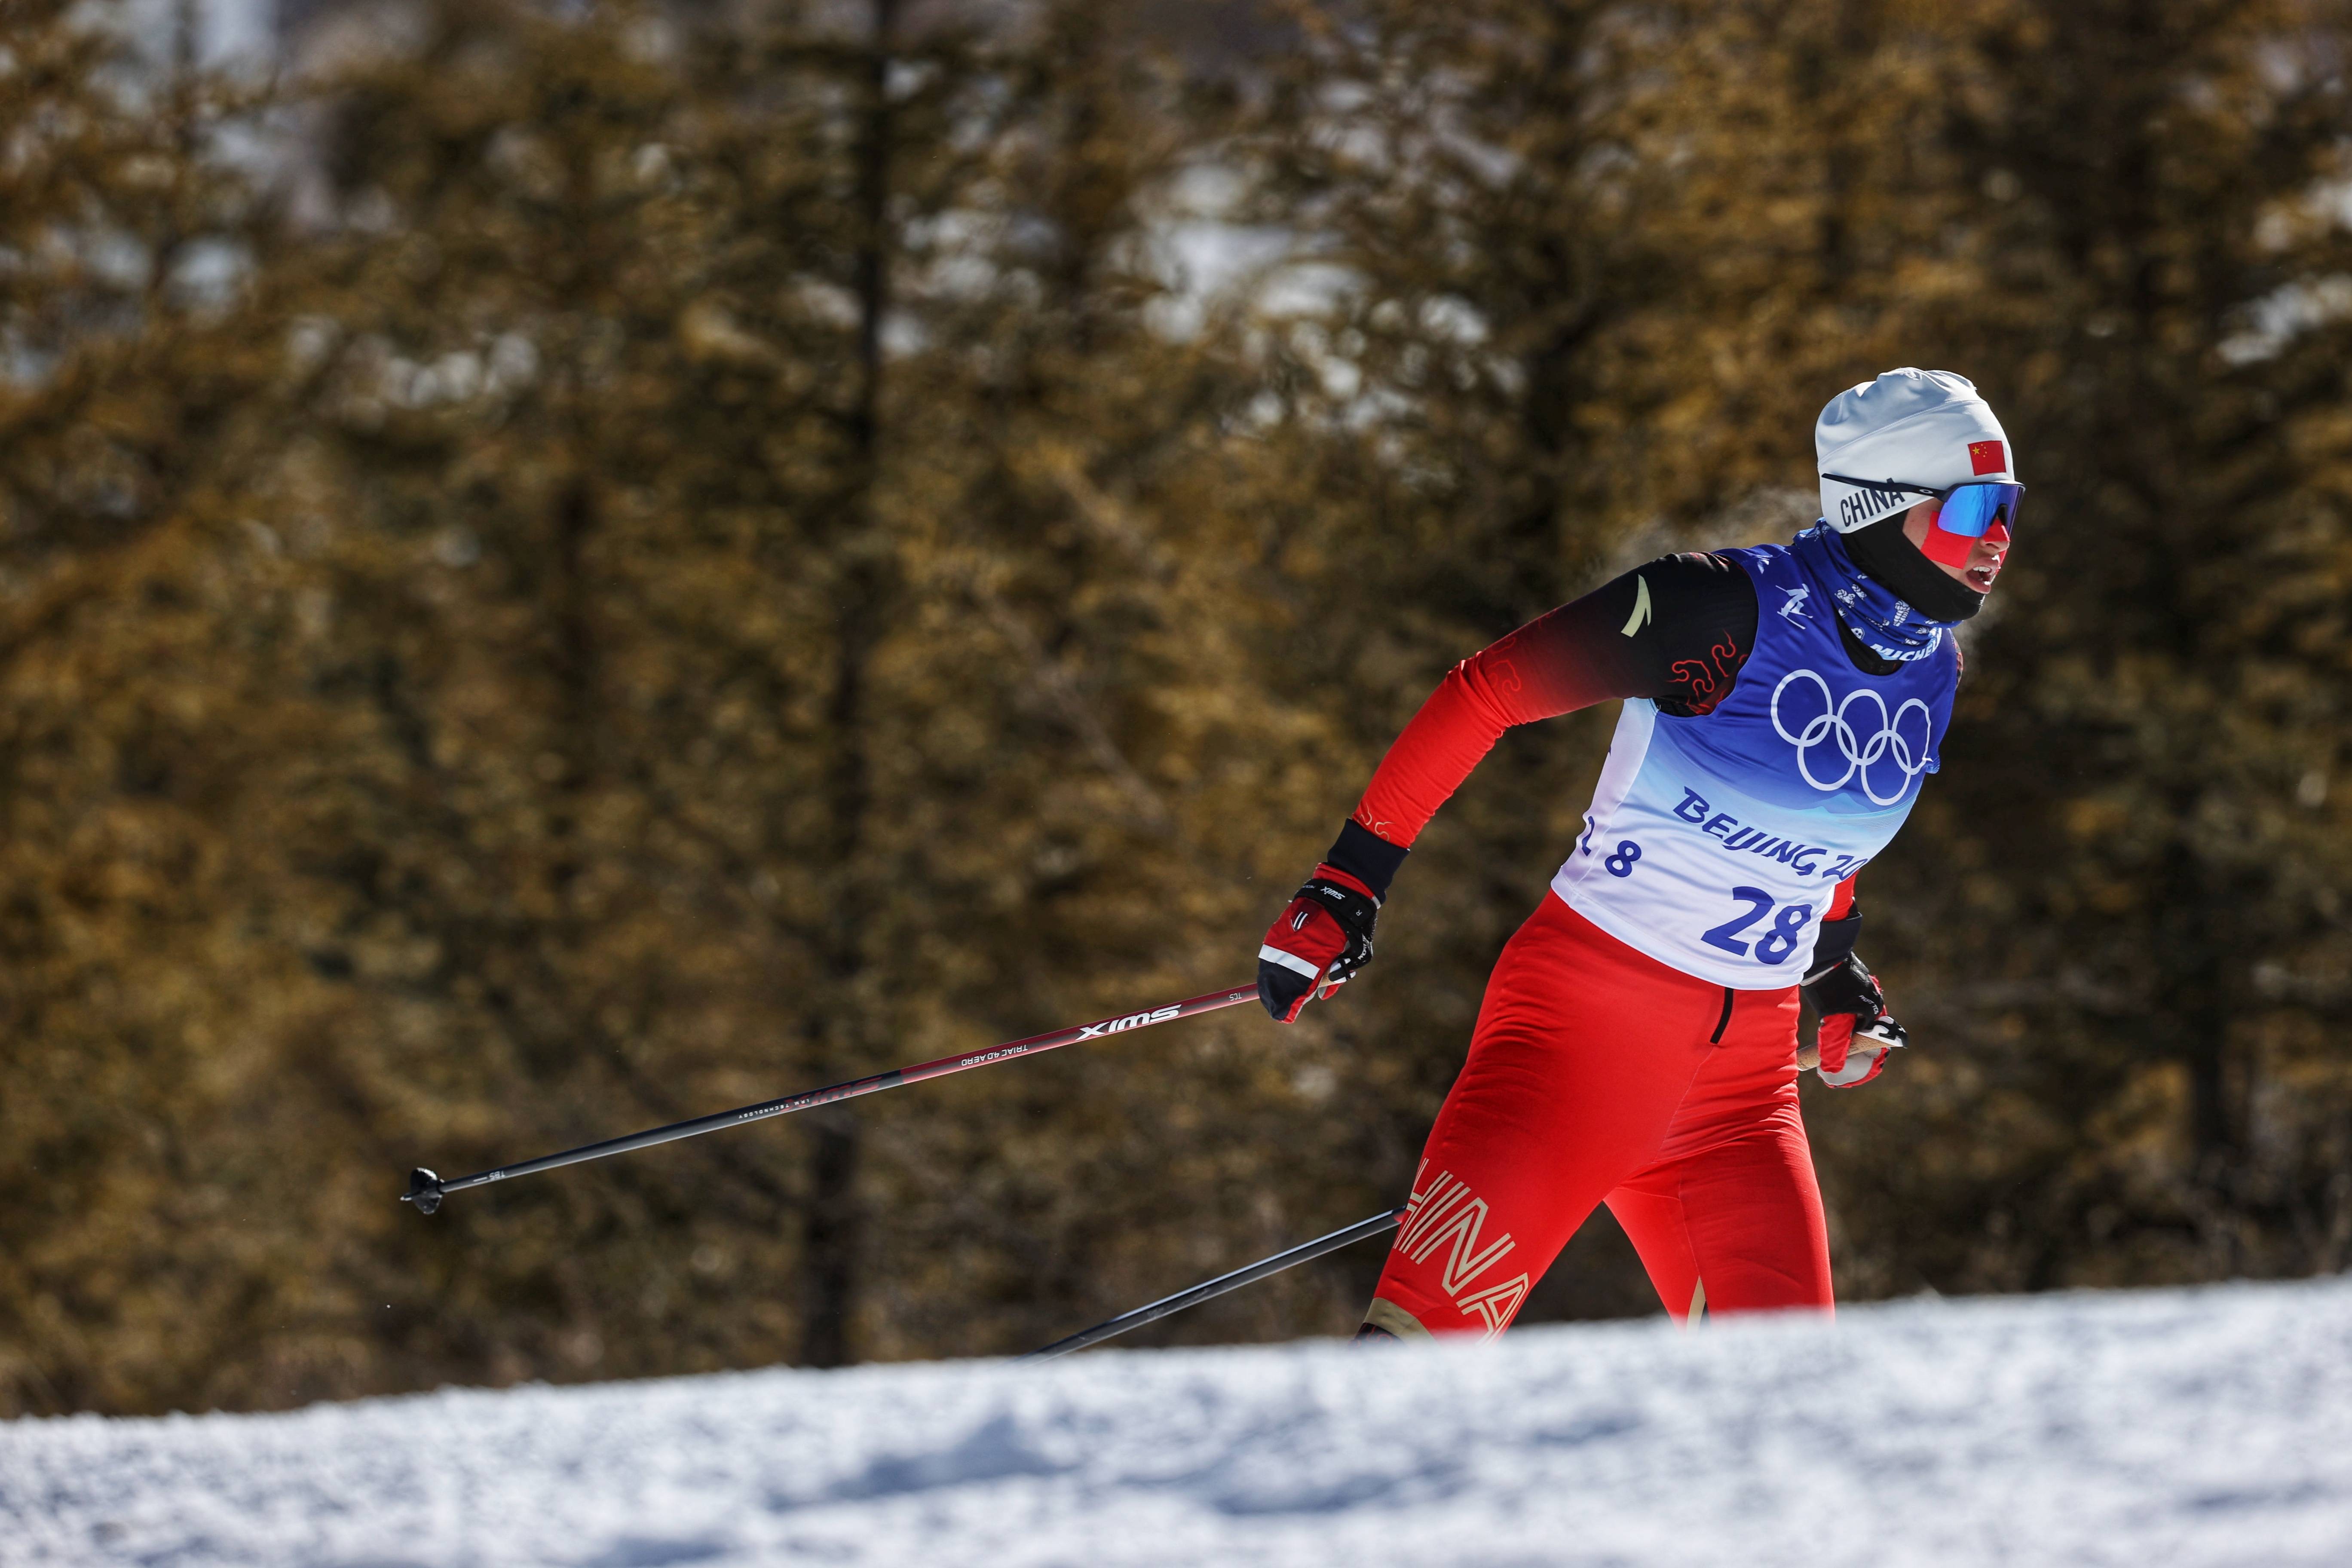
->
xmin=1257 ymin=369 xmax=2019 ymax=1339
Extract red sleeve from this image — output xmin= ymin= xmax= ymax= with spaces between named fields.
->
xmin=1826 ymin=876 xmax=1858 ymax=921
xmin=1349 ymin=632 xmax=1573 ymax=845
xmin=1348 ymin=555 xmax=1757 ymax=850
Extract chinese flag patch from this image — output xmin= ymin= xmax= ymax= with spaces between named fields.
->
xmin=1968 ymin=439 xmax=2006 ymax=475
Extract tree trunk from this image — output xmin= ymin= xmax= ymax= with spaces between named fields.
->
xmin=798 ymin=0 xmax=898 ymax=1369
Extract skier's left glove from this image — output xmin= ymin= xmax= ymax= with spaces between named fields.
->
xmin=1256 ymin=868 xmax=1381 ymax=1022
xmin=1800 ymin=946 xmax=1907 ymax=1088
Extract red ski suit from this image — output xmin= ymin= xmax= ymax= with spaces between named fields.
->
xmin=1346 ymin=556 xmax=1854 ymax=1339
xmin=1366 ymin=893 xmax=1830 ymax=1337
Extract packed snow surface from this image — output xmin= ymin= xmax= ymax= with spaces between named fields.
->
xmin=8 ymin=1277 xmax=2352 ymax=1567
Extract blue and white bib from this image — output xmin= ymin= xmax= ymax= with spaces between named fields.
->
xmin=1553 ymin=542 xmax=1958 ymax=988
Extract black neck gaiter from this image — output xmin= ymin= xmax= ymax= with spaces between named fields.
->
xmin=1843 ymin=513 xmax=1988 ymax=624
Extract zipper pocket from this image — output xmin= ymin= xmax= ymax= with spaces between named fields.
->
xmin=1710 ymin=986 xmax=1735 ymax=1044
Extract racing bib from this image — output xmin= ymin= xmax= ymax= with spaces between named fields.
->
xmin=1553 ymin=542 xmax=1957 ymax=989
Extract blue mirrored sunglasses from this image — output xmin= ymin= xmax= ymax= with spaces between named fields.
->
xmin=1932 ymin=480 xmax=2024 ymax=538
xmin=1824 ymin=475 xmax=2024 ymax=537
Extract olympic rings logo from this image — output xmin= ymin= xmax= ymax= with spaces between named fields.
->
xmin=1770 ymin=669 xmax=1933 ymax=805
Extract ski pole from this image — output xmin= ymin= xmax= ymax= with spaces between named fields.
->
xmin=401 ymin=983 xmax=1257 ymax=1216
xmin=1025 ymin=1205 xmax=1408 ymax=1360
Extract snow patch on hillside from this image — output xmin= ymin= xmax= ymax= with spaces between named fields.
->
xmin=7 ymin=1277 xmax=2352 ymax=1567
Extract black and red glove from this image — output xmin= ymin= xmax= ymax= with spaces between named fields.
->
xmin=1257 ymin=869 xmax=1380 ymax=1022
xmin=1256 ymin=821 xmax=1408 ymax=1023
xmin=1799 ymin=941 xmax=1908 ymax=1088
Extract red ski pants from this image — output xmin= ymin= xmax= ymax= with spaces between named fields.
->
xmin=1364 ymin=892 xmax=1831 ymax=1338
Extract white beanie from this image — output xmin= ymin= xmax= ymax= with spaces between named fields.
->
xmin=1816 ymin=368 xmax=2016 ymax=533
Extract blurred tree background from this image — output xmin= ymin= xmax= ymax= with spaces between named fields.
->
xmin=1 ymin=0 xmax=2346 ymax=1415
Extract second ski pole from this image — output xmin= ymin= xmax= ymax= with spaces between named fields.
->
xmin=1026 ymin=1206 xmax=1409 ymax=1360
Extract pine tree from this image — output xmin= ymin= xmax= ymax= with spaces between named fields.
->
xmin=0 ymin=1 xmax=310 ymax=1415
xmin=0 ymin=0 xmax=1357 ymax=1402
xmin=813 ymin=3 xmax=1370 ymax=1356
xmin=1804 ymin=0 xmax=2352 ymax=1295
xmin=242 ymin=0 xmax=922 ymax=1387
xmin=1216 ymin=0 xmax=1761 ymax=1320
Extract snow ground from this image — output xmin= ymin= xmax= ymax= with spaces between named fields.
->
xmin=6 ymin=1277 xmax=2352 ymax=1568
